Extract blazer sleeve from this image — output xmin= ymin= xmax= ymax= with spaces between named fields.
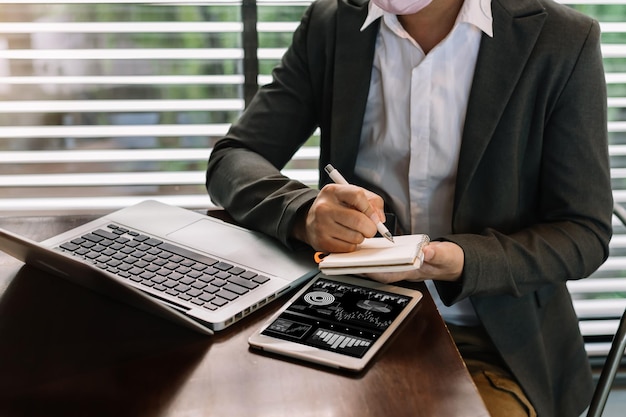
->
xmin=206 ymin=2 xmax=326 ymax=247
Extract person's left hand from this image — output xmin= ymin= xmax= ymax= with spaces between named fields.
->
xmin=364 ymin=241 xmax=464 ymax=284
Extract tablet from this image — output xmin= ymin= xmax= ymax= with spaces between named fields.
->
xmin=248 ymin=273 xmax=422 ymax=372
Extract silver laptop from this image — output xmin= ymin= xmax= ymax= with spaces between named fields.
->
xmin=0 ymin=200 xmax=318 ymax=335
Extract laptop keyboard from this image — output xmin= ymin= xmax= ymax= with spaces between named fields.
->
xmin=56 ymin=223 xmax=270 ymax=311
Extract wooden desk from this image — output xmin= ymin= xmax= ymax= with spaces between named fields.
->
xmin=0 ymin=214 xmax=488 ymax=417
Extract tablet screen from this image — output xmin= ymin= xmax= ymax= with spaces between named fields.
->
xmin=260 ymin=277 xmax=413 ymax=358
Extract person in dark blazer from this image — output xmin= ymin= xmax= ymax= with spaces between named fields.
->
xmin=206 ymin=0 xmax=613 ymax=415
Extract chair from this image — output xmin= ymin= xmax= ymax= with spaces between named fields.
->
xmin=586 ymin=203 xmax=626 ymax=417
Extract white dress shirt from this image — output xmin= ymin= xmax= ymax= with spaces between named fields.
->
xmin=356 ymin=0 xmax=492 ymax=325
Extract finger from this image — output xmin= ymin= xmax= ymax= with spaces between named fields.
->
xmin=333 ymin=185 xmax=380 ymax=217
xmin=331 ymin=185 xmax=386 ymax=231
xmin=364 ymin=270 xmax=420 ymax=284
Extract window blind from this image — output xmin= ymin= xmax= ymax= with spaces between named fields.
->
xmin=0 ymin=0 xmax=317 ymax=215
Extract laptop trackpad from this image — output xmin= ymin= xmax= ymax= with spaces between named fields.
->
xmin=166 ymin=219 xmax=293 ymax=276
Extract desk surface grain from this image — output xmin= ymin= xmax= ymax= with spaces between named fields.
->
xmin=0 ymin=215 xmax=488 ymax=417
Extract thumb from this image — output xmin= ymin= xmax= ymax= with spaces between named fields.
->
xmin=422 ymin=243 xmax=436 ymax=263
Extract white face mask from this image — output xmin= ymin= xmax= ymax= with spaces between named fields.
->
xmin=371 ymin=0 xmax=434 ymax=15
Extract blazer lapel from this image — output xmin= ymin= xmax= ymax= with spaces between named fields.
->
xmin=454 ymin=0 xmax=547 ymax=211
xmin=330 ymin=0 xmax=379 ymax=181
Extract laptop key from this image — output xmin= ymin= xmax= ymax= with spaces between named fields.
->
xmin=118 ymin=263 xmax=133 ymax=271
xmin=163 ymin=280 xmax=178 ymax=288
xmin=169 ymin=272 xmax=184 ymax=281
xmin=158 ymin=241 xmax=218 ymax=267
xmin=60 ymin=242 xmax=80 ymax=252
xmin=199 ymin=292 xmax=215 ymax=302
xmin=176 ymin=266 xmax=191 ymax=274
xmin=95 ymin=255 xmax=110 ymax=263
xmin=142 ymin=254 xmax=158 ymax=262
xmin=158 ymin=251 xmax=173 ymax=260
xmin=93 ymin=229 xmax=118 ymax=240
xmin=107 ymin=259 xmax=122 ymax=267
xmin=135 ymin=260 xmax=150 ymax=268
xmin=147 ymin=247 xmax=161 ymax=255
xmin=134 ymin=234 xmax=150 ymax=242
xmin=191 ymin=263 xmax=208 ymax=271
xmin=156 ymin=268 xmax=172 ymax=276
xmin=140 ymin=271 xmax=155 ymax=280
xmin=80 ymin=240 xmax=96 ymax=249
xmin=174 ymin=284 xmax=190 ymax=293
xmin=214 ymin=262 xmax=233 ymax=271
xmin=214 ymin=271 xmax=230 ymax=280
xmin=177 ymin=293 xmax=192 ymax=301
xmin=76 ymin=247 xmax=89 ymax=256
xmin=112 ymin=252 xmax=127 ymax=260
xmin=198 ymin=274 xmax=214 ymax=284
xmin=129 ymin=267 xmax=144 ymax=276
xmin=85 ymin=251 xmax=100 ymax=259
xmin=229 ymin=267 xmax=245 ymax=275
xmin=187 ymin=270 xmax=202 ymax=279
xmin=187 ymin=288 xmax=203 ymax=298
xmin=229 ymin=276 xmax=259 ymax=290
xmin=239 ymin=271 xmax=258 ymax=280
xmin=180 ymin=277 xmax=195 ymax=285
xmin=92 ymin=244 xmax=107 ymax=253
xmin=126 ymin=240 xmax=140 ymax=248
xmin=204 ymin=285 xmax=220 ymax=294
xmin=253 ymin=275 xmax=270 ymax=284
xmin=169 ymin=255 xmax=184 ymax=263
xmin=151 ymin=276 xmax=167 ymax=284
xmin=224 ymin=283 xmax=248 ymax=295
xmin=191 ymin=281 xmax=207 ymax=290
xmin=83 ymin=233 xmax=104 ymax=243
xmin=211 ymin=297 xmax=229 ymax=307
xmin=211 ymin=279 xmax=227 ymax=287
xmin=216 ymin=289 xmax=238 ymax=301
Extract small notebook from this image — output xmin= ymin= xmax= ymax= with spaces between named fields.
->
xmin=318 ymin=234 xmax=430 ymax=275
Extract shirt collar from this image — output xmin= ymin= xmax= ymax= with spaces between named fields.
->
xmin=361 ymin=0 xmax=493 ymax=38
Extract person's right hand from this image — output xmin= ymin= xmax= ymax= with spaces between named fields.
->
xmin=292 ymin=183 xmax=386 ymax=253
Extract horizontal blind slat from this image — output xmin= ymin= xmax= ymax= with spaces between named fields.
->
xmin=1 ymin=170 xmax=319 ymax=187
xmin=0 ymin=125 xmax=232 ymax=138
xmin=0 ymin=147 xmax=320 ymax=163
xmin=0 ymin=22 xmax=244 ymax=33
xmin=0 ymin=99 xmax=244 ymax=113
xmin=0 ymin=21 xmax=298 ymax=33
xmin=0 ymin=75 xmax=245 ymax=85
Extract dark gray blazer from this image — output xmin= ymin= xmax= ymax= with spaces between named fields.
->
xmin=206 ymin=0 xmax=613 ymax=415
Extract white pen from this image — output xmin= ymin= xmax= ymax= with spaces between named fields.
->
xmin=324 ymin=164 xmax=394 ymax=243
